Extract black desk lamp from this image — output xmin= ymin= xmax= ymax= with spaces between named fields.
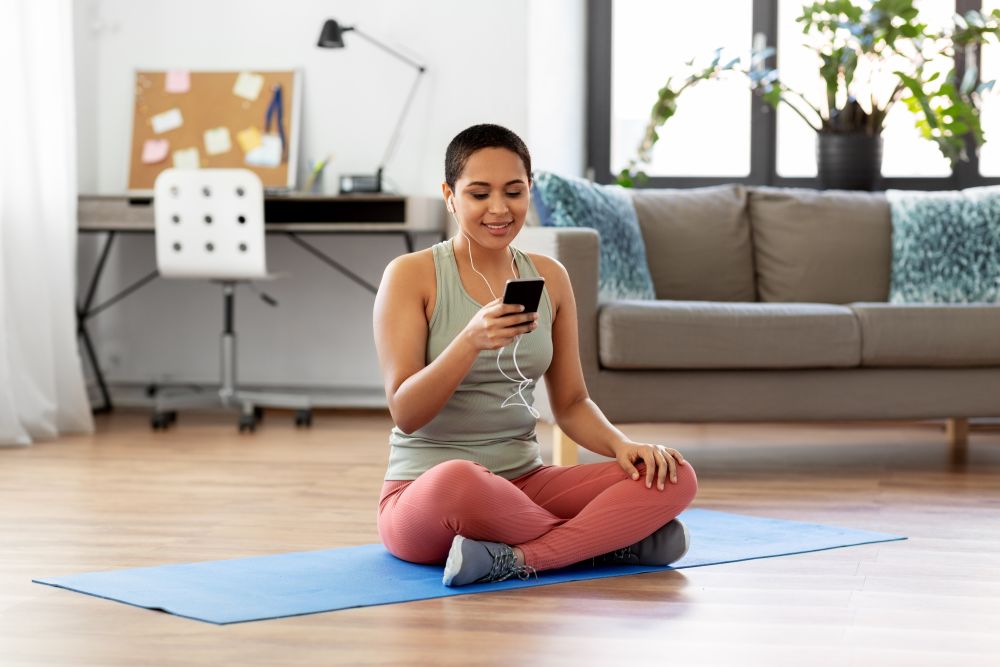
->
xmin=318 ymin=19 xmax=427 ymax=193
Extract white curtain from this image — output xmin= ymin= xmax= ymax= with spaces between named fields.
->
xmin=0 ymin=0 xmax=94 ymax=445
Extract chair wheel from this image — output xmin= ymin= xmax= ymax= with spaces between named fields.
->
xmin=295 ymin=409 xmax=312 ymax=427
xmin=238 ymin=414 xmax=257 ymax=432
xmin=151 ymin=412 xmax=173 ymax=430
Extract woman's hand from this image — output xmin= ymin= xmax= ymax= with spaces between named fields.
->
xmin=462 ymin=298 xmax=539 ymax=351
xmin=612 ymin=440 xmax=687 ymax=491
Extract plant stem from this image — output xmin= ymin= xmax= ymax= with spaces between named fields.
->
xmin=780 ymin=96 xmax=823 ymax=131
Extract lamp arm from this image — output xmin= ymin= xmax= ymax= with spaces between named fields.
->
xmin=378 ymin=66 xmax=427 ymax=183
xmin=350 ymin=27 xmax=426 ymax=72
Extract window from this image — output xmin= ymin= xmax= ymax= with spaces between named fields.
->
xmin=980 ymin=0 xmax=1000 ymax=175
xmin=611 ymin=0 xmax=753 ymax=178
xmin=588 ymin=0 xmax=1000 ymax=188
xmin=776 ymin=0 xmax=953 ymax=177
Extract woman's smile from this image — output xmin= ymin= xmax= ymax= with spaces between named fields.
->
xmin=482 ymin=221 xmax=514 ymax=236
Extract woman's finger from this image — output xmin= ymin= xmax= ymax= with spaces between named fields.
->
xmin=664 ymin=449 xmax=677 ymax=484
xmin=642 ymin=448 xmax=658 ymax=488
xmin=652 ymin=449 xmax=668 ymax=490
xmin=618 ymin=450 xmax=640 ymax=480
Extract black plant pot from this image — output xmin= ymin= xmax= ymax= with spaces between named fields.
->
xmin=816 ymin=132 xmax=883 ymax=191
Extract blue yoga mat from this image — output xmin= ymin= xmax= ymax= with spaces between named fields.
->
xmin=34 ymin=508 xmax=904 ymax=624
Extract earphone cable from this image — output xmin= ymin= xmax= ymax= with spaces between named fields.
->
xmin=462 ymin=232 xmax=540 ymax=419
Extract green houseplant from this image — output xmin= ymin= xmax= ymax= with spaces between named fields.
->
xmin=618 ymin=0 xmax=1000 ymax=189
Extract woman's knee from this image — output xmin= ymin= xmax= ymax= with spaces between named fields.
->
xmin=378 ymin=460 xmax=492 ymax=561
xmin=634 ymin=459 xmax=698 ymax=504
xmin=675 ymin=460 xmax=698 ymax=503
xmin=421 ymin=459 xmax=492 ymax=493
xmin=379 ymin=520 xmax=449 ymax=565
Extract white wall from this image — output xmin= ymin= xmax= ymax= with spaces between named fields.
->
xmin=74 ymin=0 xmax=584 ymax=398
xmin=527 ymin=0 xmax=586 ymax=178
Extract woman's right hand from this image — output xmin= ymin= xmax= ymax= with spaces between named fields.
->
xmin=462 ymin=298 xmax=539 ymax=351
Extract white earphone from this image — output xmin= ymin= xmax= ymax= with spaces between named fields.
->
xmin=447 ymin=193 xmax=539 ymax=419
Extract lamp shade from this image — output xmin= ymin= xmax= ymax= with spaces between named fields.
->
xmin=317 ymin=20 xmax=349 ymax=48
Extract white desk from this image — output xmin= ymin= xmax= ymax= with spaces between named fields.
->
xmin=78 ymin=193 xmax=446 ymax=412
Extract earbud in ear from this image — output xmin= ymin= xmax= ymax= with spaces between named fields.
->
xmin=447 ymin=197 xmax=456 ymax=214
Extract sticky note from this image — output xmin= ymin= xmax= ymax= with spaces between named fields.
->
xmin=165 ymin=70 xmax=190 ymax=93
xmin=245 ymin=134 xmax=282 ymax=167
xmin=172 ymin=147 xmax=200 ymax=169
xmin=141 ymin=138 xmax=170 ymax=164
xmin=151 ymin=108 xmax=183 ymax=134
xmin=203 ymin=127 xmax=232 ymax=156
xmin=232 ymin=72 xmax=264 ymax=101
xmin=236 ymin=127 xmax=262 ymax=153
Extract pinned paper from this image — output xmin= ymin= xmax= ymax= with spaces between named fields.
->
xmin=244 ymin=134 xmax=282 ymax=167
xmin=232 ymin=72 xmax=264 ymax=101
xmin=151 ymin=108 xmax=183 ymax=134
xmin=172 ymin=147 xmax=200 ymax=169
xmin=203 ymin=127 xmax=232 ymax=156
xmin=141 ymin=138 xmax=170 ymax=164
xmin=165 ymin=70 xmax=190 ymax=93
xmin=236 ymin=126 xmax=262 ymax=153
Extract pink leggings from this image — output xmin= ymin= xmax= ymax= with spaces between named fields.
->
xmin=378 ymin=458 xmax=698 ymax=572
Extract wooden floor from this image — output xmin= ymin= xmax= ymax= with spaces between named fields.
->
xmin=2 ymin=409 xmax=999 ymax=666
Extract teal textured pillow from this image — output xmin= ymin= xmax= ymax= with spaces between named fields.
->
xmin=887 ymin=186 xmax=1000 ymax=303
xmin=532 ymin=171 xmax=656 ymax=301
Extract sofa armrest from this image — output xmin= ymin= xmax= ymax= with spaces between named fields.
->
xmin=515 ymin=227 xmax=601 ymax=422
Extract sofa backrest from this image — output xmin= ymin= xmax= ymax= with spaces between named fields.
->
xmin=747 ymin=187 xmax=891 ymax=303
xmin=630 ymin=184 xmax=756 ymax=301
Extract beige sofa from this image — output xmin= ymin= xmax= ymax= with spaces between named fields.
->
xmin=517 ymin=185 xmax=1000 ymax=465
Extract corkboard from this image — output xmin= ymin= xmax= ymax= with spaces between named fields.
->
xmin=127 ymin=70 xmax=300 ymax=191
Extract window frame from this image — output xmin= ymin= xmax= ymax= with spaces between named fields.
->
xmin=586 ymin=0 xmax=1000 ymax=189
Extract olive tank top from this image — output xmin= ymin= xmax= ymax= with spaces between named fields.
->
xmin=383 ymin=238 xmax=553 ymax=481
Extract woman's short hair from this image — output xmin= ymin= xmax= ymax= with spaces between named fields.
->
xmin=445 ymin=124 xmax=532 ymax=189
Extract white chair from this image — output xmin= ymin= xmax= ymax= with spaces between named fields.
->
xmin=152 ymin=168 xmax=312 ymax=432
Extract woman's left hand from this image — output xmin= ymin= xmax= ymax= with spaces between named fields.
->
xmin=612 ymin=441 xmax=686 ymax=491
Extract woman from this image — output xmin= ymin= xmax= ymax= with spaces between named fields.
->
xmin=373 ymin=124 xmax=698 ymax=587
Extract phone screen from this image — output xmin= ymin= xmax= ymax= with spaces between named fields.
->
xmin=502 ymin=277 xmax=545 ymax=313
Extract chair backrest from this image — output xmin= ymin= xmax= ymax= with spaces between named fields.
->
xmin=153 ymin=168 xmax=267 ymax=280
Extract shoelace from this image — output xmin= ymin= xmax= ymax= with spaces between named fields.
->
xmin=591 ymin=544 xmax=634 ymax=566
xmin=483 ymin=545 xmax=539 ymax=583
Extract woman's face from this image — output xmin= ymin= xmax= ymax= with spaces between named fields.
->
xmin=444 ymin=147 xmax=531 ymax=250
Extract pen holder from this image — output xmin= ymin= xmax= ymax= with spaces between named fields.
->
xmin=305 ymin=158 xmax=325 ymax=194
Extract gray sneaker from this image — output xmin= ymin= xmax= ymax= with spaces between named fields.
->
xmin=591 ymin=518 xmax=690 ymax=567
xmin=442 ymin=535 xmax=539 ymax=587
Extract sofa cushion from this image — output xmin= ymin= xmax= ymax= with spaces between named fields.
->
xmin=851 ymin=303 xmax=1000 ymax=367
xmin=630 ymin=184 xmax=755 ymax=302
xmin=749 ymin=187 xmax=891 ymax=304
xmin=531 ymin=172 xmax=656 ymax=301
xmin=598 ymin=301 xmax=861 ymax=370
xmin=886 ymin=185 xmax=1000 ymax=303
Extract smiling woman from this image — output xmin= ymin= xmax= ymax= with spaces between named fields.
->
xmin=371 ymin=123 xmax=697 ymax=587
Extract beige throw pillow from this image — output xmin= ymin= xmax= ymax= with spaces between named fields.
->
xmin=631 ymin=184 xmax=755 ymax=301
xmin=749 ymin=187 xmax=891 ymax=303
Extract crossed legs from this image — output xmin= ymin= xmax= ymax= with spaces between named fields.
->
xmin=378 ymin=458 xmax=698 ymax=572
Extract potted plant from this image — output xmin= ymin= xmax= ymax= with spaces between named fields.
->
xmin=618 ymin=0 xmax=1000 ymax=190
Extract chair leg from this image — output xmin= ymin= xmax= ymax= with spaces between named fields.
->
xmin=552 ymin=425 xmax=578 ymax=467
xmin=946 ymin=418 xmax=969 ymax=464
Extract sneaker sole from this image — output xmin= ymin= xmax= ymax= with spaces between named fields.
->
xmin=674 ymin=519 xmax=691 ymax=564
xmin=442 ymin=535 xmax=466 ymax=586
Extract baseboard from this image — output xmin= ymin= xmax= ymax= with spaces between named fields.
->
xmin=87 ymin=382 xmax=388 ymax=411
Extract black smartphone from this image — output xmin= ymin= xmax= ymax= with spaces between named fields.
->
xmin=502 ymin=277 xmax=545 ymax=313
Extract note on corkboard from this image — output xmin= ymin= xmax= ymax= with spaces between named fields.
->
xmin=128 ymin=70 xmax=301 ymax=191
